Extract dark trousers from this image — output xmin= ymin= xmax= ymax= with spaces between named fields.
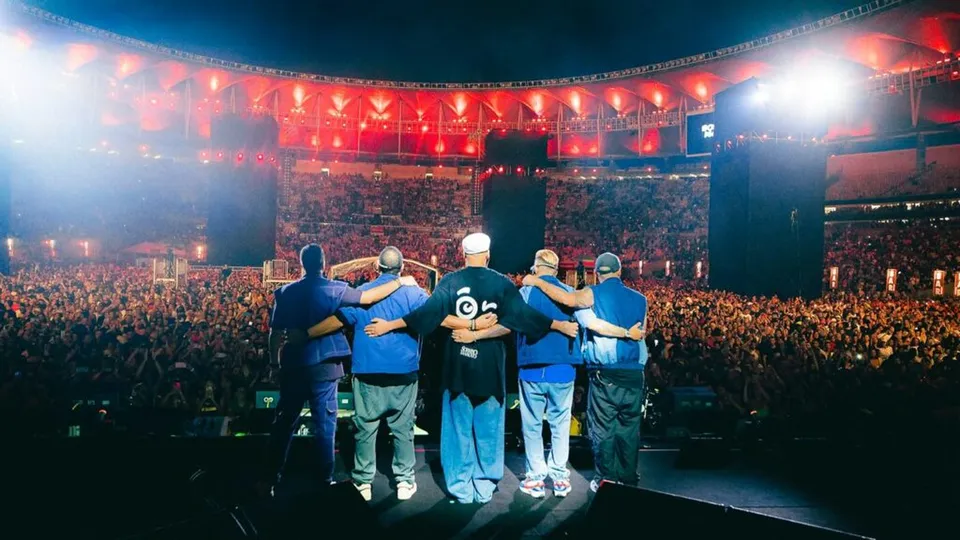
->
xmin=352 ymin=378 xmax=418 ymax=485
xmin=267 ymin=364 xmax=339 ymax=486
xmin=587 ymin=370 xmax=644 ymax=486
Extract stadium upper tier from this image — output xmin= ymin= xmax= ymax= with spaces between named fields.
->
xmin=2 ymin=0 xmax=959 ymax=161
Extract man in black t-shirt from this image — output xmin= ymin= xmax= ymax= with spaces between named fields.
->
xmin=365 ymin=233 xmax=578 ymax=505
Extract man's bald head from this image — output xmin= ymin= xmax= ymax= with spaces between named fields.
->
xmin=378 ymin=246 xmax=404 ymax=275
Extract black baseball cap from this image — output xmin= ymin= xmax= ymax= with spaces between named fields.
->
xmin=595 ymin=252 xmax=621 ymax=275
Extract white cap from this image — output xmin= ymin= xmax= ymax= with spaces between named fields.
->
xmin=462 ymin=233 xmax=491 ymax=255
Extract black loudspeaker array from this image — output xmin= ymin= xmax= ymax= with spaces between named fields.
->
xmin=708 ymin=79 xmax=828 ymax=300
xmin=483 ymin=130 xmax=550 ymax=168
xmin=481 ymin=175 xmax=547 ymax=275
xmin=205 ymin=115 xmax=279 ymax=266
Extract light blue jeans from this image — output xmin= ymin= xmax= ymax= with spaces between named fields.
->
xmin=440 ymin=390 xmax=506 ymax=504
xmin=519 ymin=380 xmax=575 ymax=482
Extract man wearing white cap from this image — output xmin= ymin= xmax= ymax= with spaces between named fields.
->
xmin=365 ymin=233 xmax=579 ymax=504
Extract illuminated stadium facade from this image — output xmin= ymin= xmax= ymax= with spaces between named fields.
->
xmin=1 ymin=0 xmax=959 ymax=163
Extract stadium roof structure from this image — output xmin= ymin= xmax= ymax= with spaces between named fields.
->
xmin=2 ymin=0 xmax=959 ymax=161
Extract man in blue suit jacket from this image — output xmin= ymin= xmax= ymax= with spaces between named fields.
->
xmin=266 ymin=244 xmax=416 ymax=495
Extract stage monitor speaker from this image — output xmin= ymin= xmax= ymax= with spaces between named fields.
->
xmin=123 ymin=508 xmax=254 ymax=540
xmin=481 ymin=175 xmax=546 ymax=274
xmin=586 ymin=483 xmax=871 ymax=539
xmin=586 ymin=482 xmax=726 ymax=537
xmin=483 ymin=130 xmax=549 ymax=167
xmin=708 ymin=144 xmax=826 ymax=299
xmin=251 ymin=483 xmax=383 ymax=538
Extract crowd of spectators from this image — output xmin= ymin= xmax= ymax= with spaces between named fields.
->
xmin=639 ymin=280 xmax=960 ymax=434
xmin=824 ymin=220 xmax=960 ymax=294
xmin=826 ymin=161 xmax=960 ymax=201
xmin=0 ymin=265 xmax=274 ymax=433
xmin=277 ymin=173 xmax=480 ymax=270
xmin=3 ymin=264 xmax=957 ymax=438
xmin=544 ymin=177 xmax=709 ymax=276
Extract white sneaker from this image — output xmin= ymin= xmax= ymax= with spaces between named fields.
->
xmin=355 ymin=483 xmax=372 ymax=502
xmin=397 ymin=481 xmax=417 ymax=501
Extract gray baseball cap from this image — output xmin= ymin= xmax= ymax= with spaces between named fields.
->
xmin=595 ymin=252 xmax=621 ymax=275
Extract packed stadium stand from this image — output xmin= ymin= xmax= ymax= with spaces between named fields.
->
xmin=2 ymin=0 xmax=960 ymax=536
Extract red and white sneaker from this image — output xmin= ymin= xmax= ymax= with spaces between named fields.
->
xmin=519 ymin=479 xmax=546 ymax=499
xmin=553 ymin=480 xmax=571 ymax=498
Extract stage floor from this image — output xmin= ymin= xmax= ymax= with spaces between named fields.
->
xmin=282 ymin=446 xmax=869 ymax=538
xmin=11 ymin=437 xmax=958 ymax=539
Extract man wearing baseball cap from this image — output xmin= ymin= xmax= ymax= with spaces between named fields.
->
xmin=523 ymin=251 xmax=647 ymax=491
xmin=365 ymin=233 xmax=579 ymax=505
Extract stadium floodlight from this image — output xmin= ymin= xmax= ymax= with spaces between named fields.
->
xmin=751 ymin=84 xmax=770 ymax=105
xmin=755 ymin=62 xmax=853 ymax=119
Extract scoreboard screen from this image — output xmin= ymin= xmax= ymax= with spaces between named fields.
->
xmin=686 ymin=111 xmax=715 ymax=157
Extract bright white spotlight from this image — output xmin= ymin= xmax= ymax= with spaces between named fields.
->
xmin=752 ymin=84 xmax=770 ymax=105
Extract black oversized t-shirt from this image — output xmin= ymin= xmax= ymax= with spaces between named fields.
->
xmin=403 ymin=267 xmax=554 ymax=401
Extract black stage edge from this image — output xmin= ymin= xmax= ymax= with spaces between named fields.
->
xmin=10 ymin=437 xmax=959 ymax=539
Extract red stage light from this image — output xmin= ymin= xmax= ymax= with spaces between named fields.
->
xmin=269 ymin=156 xmax=276 ymax=163
xmin=516 ymin=167 xmax=523 ymax=173
xmin=498 ymin=166 xmax=504 ymax=173
xmin=217 ymin=152 xmax=224 ymax=158
xmin=421 ymin=125 xmax=429 ymax=133
xmin=257 ymin=153 xmax=264 ymax=161
xmin=237 ymin=152 xmax=244 ymax=161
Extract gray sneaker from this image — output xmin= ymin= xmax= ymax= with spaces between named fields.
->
xmin=397 ymin=481 xmax=417 ymax=501
xmin=354 ymin=483 xmax=372 ymax=502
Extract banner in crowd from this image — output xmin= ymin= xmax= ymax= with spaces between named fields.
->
xmin=885 ymin=269 xmax=898 ymax=293
xmin=695 ymin=261 xmax=703 ymax=279
xmin=638 ymin=260 xmax=644 ymax=276
xmin=370 ymin=226 xmax=384 ymax=236
xmin=829 ymin=267 xmax=839 ymax=289
xmin=665 ymin=261 xmax=671 ymax=277
xmin=955 ymin=272 xmax=960 ymax=297
xmin=933 ymin=270 xmax=946 ymax=296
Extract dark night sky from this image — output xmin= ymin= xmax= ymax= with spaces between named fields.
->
xmin=28 ymin=0 xmax=860 ymax=82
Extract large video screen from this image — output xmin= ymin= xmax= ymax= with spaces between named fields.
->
xmin=686 ymin=111 xmax=715 ymax=157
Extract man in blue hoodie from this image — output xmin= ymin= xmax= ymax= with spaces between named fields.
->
xmin=510 ymin=249 xmax=583 ymax=498
xmin=523 ymin=252 xmax=647 ymax=491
